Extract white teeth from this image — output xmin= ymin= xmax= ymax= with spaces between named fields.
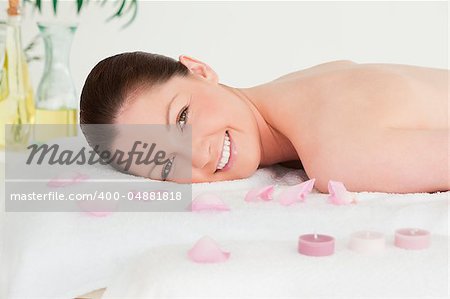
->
xmin=216 ymin=132 xmax=231 ymax=170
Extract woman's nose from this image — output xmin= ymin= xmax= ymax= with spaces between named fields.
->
xmin=192 ymin=138 xmax=212 ymax=170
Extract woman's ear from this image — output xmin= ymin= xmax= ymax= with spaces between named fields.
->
xmin=179 ymin=55 xmax=219 ymax=84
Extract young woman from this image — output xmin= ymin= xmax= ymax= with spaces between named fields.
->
xmin=80 ymin=52 xmax=449 ymax=193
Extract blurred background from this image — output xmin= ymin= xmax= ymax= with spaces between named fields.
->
xmin=0 ymin=1 xmax=447 ymax=137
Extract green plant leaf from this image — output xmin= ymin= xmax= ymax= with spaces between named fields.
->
xmin=76 ymin=0 xmax=84 ymax=14
xmin=106 ymin=0 xmax=126 ymax=21
xmin=52 ymin=0 xmax=58 ymax=15
xmin=120 ymin=0 xmax=138 ymax=29
xmin=35 ymin=0 xmax=42 ymax=13
xmin=115 ymin=0 xmax=127 ymax=16
xmin=25 ymin=0 xmax=138 ymax=27
xmin=122 ymin=0 xmax=134 ymax=15
xmin=106 ymin=0 xmax=138 ymax=28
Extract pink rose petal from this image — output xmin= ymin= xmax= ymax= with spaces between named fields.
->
xmin=82 ymin=211 xmax=114 ymax=217
xmin=188 ymin=236 xmax=230 ymax=263
xmin=327 ymin=180 xmax=357 ymax=205
xmin=47 ymin=171 xmax=89 ymax=188
xmin=77 ymin=199 xmax=118 ymax=217
xmin=191 ymin=193 xmax=230 ymax=212
xmin=278 ymin=179 xmax=315 ymax=206
xmin=245 ymin=184 xmax=275 ymax=202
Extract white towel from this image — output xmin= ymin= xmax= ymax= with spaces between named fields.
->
xmin=1 ymin=155 xmax=448 ymax=298
xmin=102 ymin=236 xmax=449 ymax=298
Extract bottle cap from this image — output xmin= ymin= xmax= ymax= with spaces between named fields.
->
xmin=7 ymin=0 xmax=20 ymax=16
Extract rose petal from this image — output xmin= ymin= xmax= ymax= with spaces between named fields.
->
xmin=188 ymin=236 xmax=230 ymax=263
xmin=47 ymin=171 xmax=89 ymax=188
xmin=73 ymin=172 xmax=89 ymax=182
xmin=191 ymin=193 xmax=230 ymax=212
xmin=278 ymin=179 xmax=315 ymax=206
xmin=327 ymin=180 xmax=357 ymax=205
xmin=244 ymin=184 xmax=275 ymax=202
xmin=77 ymin=199 xmax=117 ymax=217
xmin=83 ymin=211 xmax=114 ymax=217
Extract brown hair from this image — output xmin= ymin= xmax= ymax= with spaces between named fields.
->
xmin=79 ymin=51 xmax=189 ymax=172
xmin=80 ymin=51 xmax=189 ymax=126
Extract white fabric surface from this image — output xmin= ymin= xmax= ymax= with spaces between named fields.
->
xmin=1 ymin=161 xmax=449 ymax=298
xmin=102 ymin=237 xmax=449 ymax=299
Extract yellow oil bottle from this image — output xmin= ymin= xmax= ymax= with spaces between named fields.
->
xmin=0 ymin=2 xmax=35 ymax=150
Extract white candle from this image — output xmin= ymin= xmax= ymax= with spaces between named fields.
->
xmin=348 ymin=231 xmax=385 ymax=254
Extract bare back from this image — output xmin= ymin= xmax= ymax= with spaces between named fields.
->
xmin=260 ymin=61 xmax=449 ymax=193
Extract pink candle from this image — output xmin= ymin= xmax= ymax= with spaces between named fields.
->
xmin=394 ymin=228 xmax=431 ymax=250
xmin=298 ymin=234 xmax=335 ymax=257
xmin=348 ymin=231 xmax=385 ymax=254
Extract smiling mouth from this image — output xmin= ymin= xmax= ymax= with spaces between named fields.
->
xmin=216 ymin=131 xmax=231 ymax=171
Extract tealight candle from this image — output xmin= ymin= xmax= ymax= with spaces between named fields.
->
xmin=348 ymin=231 xmax=385 ymax=254
xmin=394 ymin=228 xmax=431 ymax=250
xmin=298 ymin=233 xmax=335 ymax=257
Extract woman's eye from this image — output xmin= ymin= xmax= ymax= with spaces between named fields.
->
xmin=177 ymin=106 xmax=189 ymax=131
xmin=161 ymin=156 xmax=175 ymax=181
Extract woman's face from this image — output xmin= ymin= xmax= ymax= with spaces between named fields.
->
xmin=115 ymin=56 xmax=261 ymax=183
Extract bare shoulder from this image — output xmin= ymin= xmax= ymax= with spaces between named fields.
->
xmin=272 ymin=60 xmax=358 ymax=82
xmin=307 ymin=59 xmax=357 ymax=70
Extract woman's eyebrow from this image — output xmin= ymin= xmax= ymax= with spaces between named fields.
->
xmin=166 ymin=93 xmax=179 ymax=126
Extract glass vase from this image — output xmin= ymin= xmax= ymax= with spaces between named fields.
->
xmin=35 ymin=22 xmax=78 ymax=142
